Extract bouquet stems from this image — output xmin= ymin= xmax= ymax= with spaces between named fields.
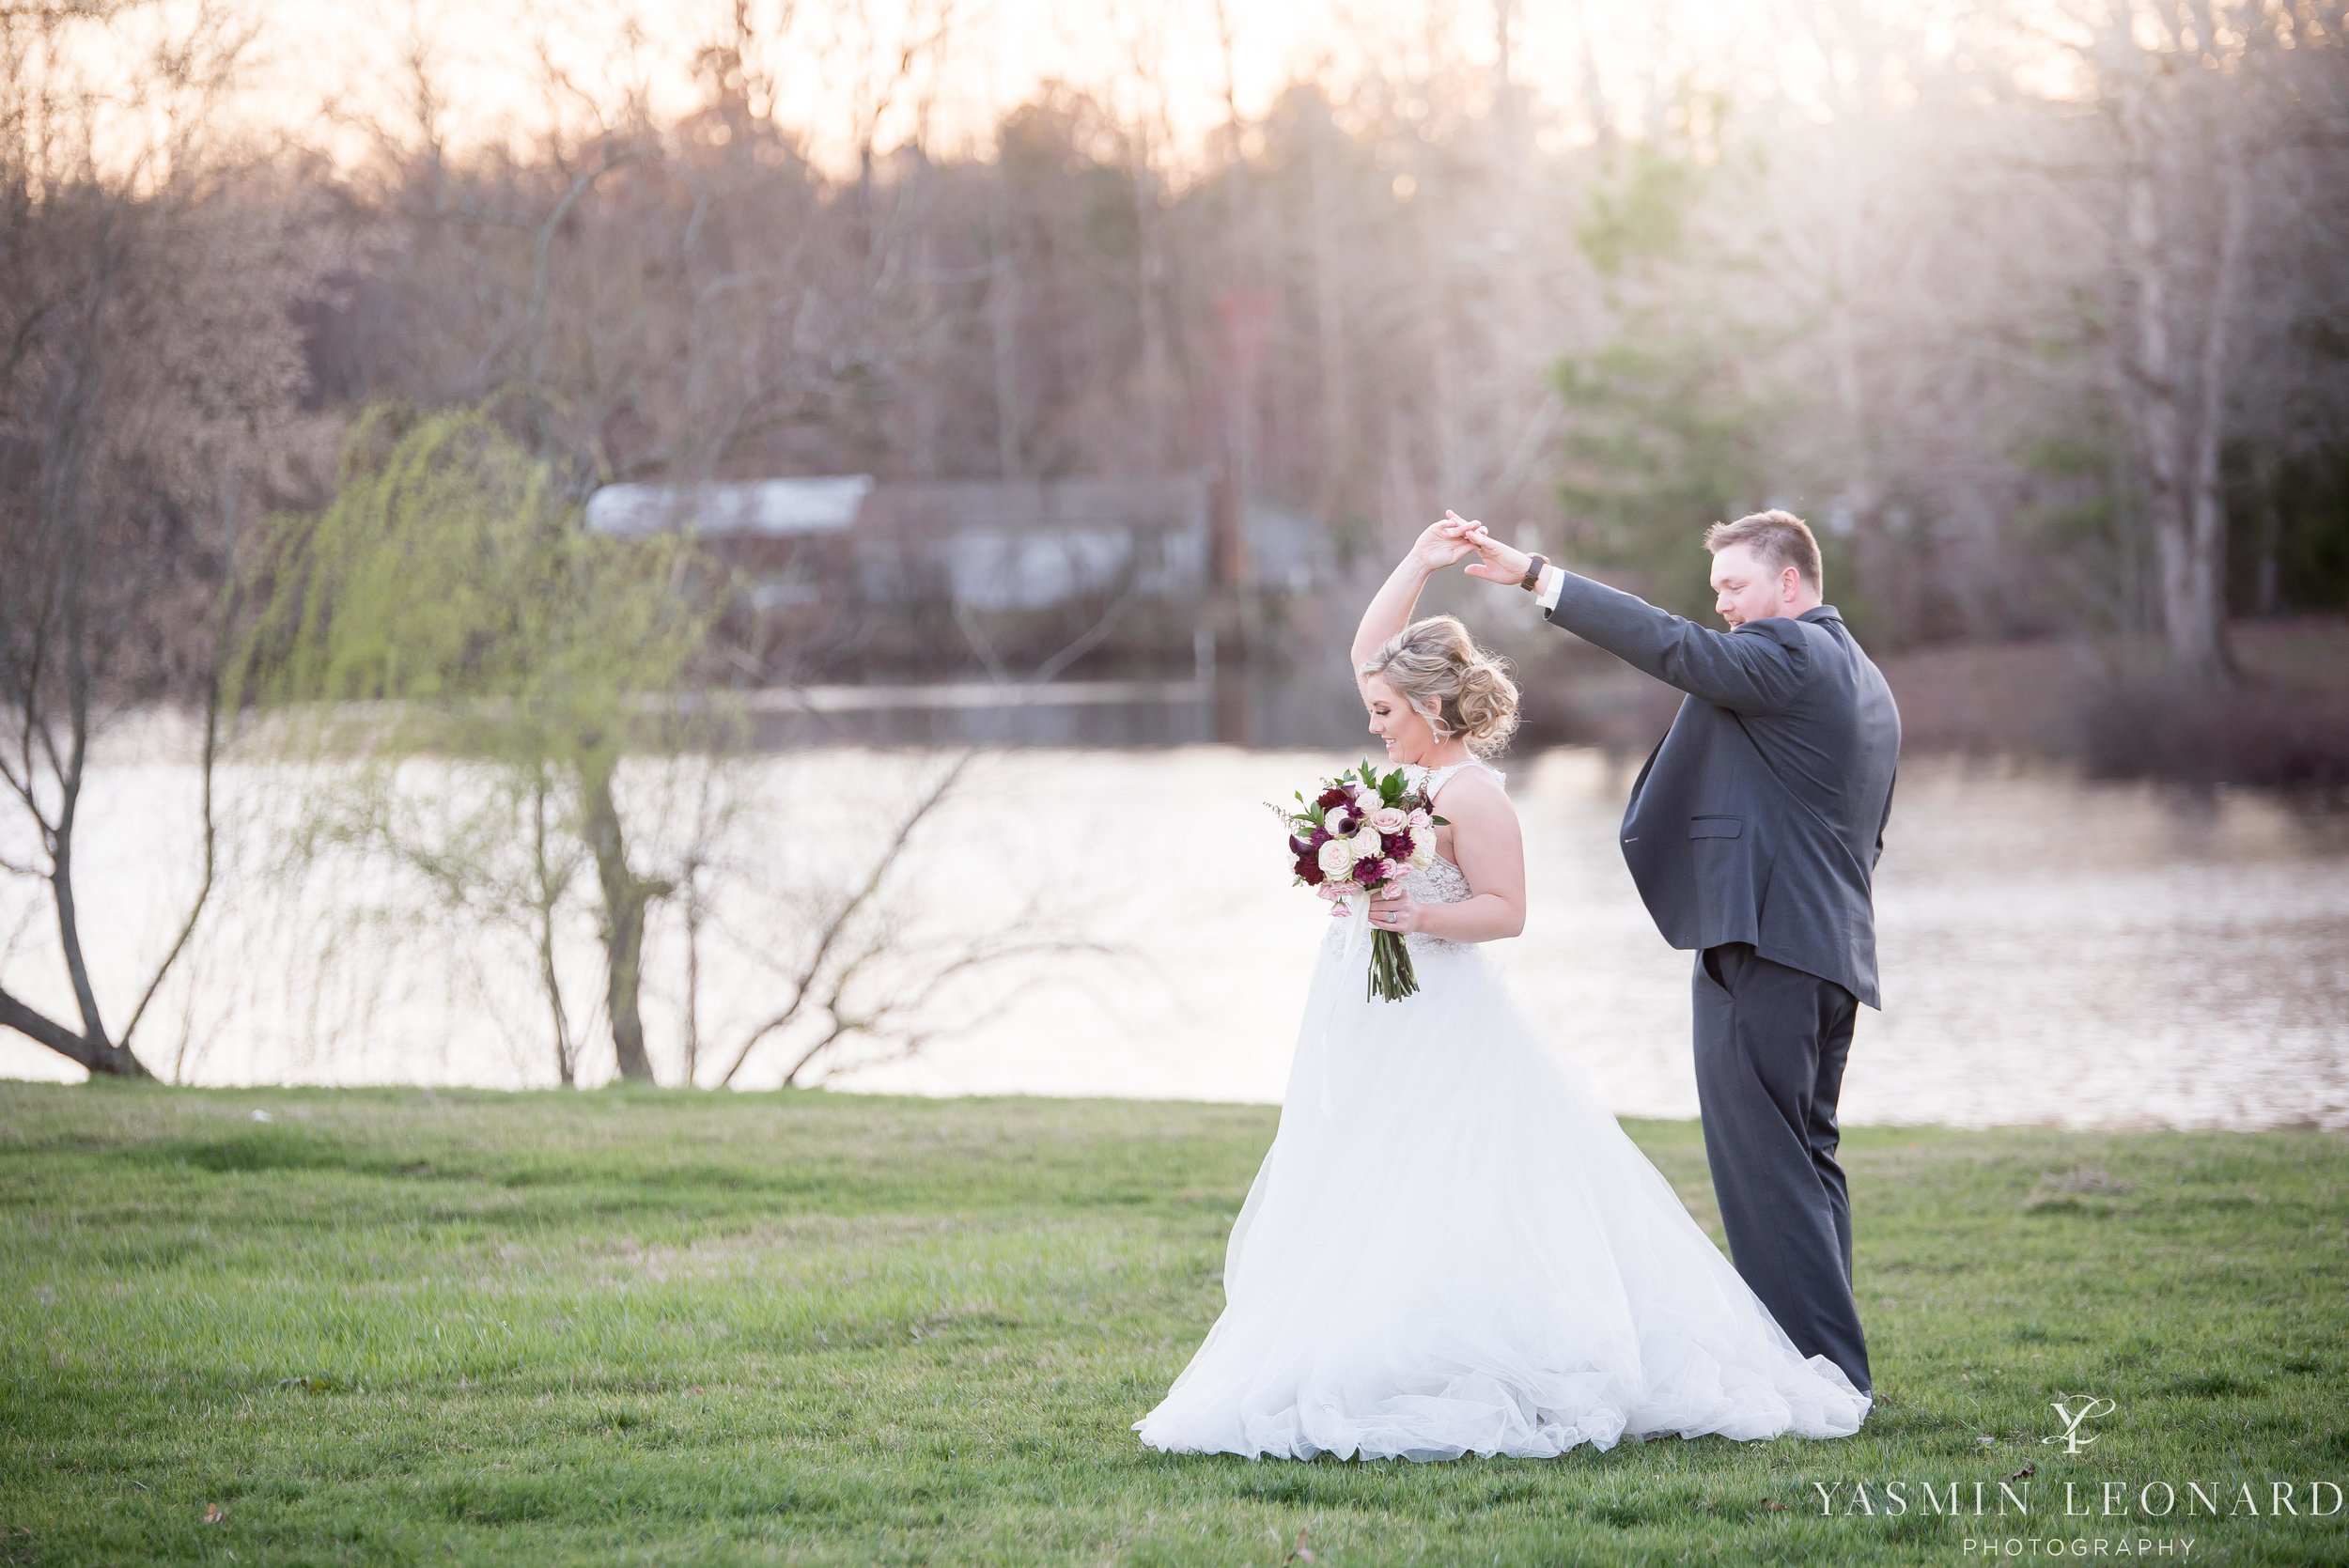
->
xmin=1367 ymin=927 xmax=1420 ymax=1002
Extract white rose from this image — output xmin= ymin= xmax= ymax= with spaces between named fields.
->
xmin=1324 ymin=807 xmax=1351 ymax=837
xmin=1352 ymin=786 xmax=1381 ymax=812
xmin=1367 ymin=806 xmax=1408 ymax=835
xmin=1349 ymin=826 xmax=1383 ymax=859
xmin=1408 ymin=807 xmax=1431 ymax=828
xmin=1410 ymin=837 xmax=1435 ymax=869
xmin=1316 ymin=838 xmax=1358 ymax=878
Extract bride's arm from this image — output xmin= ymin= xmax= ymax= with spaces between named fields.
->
xmin=1351 ymin=520 xmax=1475 ymax=675
xmin=1390 ymin=776 xmax=1526 ymax=942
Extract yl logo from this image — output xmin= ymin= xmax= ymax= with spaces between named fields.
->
xmin=2043 ymin=1394 xmax=2116 ymax=1455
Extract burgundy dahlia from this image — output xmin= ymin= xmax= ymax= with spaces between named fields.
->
xmin=1315 ymin=785 xmax=1351 ymax=810
xmin=1295 ymin=856 xmax=1326 ymax=886
xmin=1351 ymin=856 xmax=1390 ymax=886
xmin=1380 ymin=831 xmax=1414 ymax=861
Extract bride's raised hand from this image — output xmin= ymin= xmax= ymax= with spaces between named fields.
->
xmin=1408 ymin=515 xmax=1479 ymax=572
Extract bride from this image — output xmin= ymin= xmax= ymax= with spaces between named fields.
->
xmin=1132 ymin=520 xmax=1873 ymax=1463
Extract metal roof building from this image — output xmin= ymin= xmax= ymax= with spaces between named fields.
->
xmin=583 ymin=474 xmax=1332 ymax=611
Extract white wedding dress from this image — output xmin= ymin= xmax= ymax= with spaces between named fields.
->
xmin=1133 ymin=758 xmax=1870 ymax=1462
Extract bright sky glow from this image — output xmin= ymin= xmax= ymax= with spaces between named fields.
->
xmin=28 ymin=0 xmax=2054 ymax=186
xmin=185 ymin=0 xmax=1917 ymax=173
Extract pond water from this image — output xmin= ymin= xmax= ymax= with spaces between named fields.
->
xmin=3 ymin=731 xmax=2344 ymax=1131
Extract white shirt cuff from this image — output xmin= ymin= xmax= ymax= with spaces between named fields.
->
xmin=1534 ymin=562 xmax=1563 ymax=613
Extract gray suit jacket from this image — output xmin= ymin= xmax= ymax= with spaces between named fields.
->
xmin=1544 ymin=571 xmax=1901 ymax=1007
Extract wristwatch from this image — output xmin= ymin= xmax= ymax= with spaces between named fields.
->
xmin=1517 ymin=553 xmax=1548 ymax=593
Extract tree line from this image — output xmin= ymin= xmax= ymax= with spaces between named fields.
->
xmin=4 ymin=0 xmax=2346 ymax=1079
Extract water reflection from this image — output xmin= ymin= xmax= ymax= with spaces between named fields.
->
xmin=2 ymin=737 xmax=2343 ymax=1130
xmin=735 ymin=668 xmax=1365 ymax=751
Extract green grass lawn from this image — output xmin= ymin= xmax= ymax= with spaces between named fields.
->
xmin=2 ymin=1082 xmax=2343 ymax=1566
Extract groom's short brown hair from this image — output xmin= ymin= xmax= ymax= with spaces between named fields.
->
xmin=1704 ymin=509 xmax=1823 ymax=592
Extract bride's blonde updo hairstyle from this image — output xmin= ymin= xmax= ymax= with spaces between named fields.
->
xmin=1357 ymin=614 xmax=1521 ymax=759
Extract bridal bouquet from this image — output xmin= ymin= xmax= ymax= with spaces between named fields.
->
xmin=1271 ymin=760 xmax=1448 ymax=1002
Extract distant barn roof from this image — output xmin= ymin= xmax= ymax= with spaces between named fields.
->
xmin=852 ymin=476 xmax=1206 ymax=536
xmin=583 ymin=476 xmax=875 ymax=538
xmin=579 ymin=473 xmax=1331 ymax=607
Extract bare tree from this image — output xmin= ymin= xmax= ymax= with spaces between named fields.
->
xmin=707 ymin=746 xmax=1112 ymax=1089
xmin=1984 ymin=0 xmax=2349 ymax=676
xmin=0 ymin=0 xmax=319 ymax=1075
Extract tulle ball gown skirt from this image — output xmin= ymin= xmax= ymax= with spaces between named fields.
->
xmin=1133 ymin=919 xmax=1871 ymax=1463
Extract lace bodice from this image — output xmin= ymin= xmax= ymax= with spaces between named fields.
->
xmin=1398 ymin=854 xmax=1473 ymax=908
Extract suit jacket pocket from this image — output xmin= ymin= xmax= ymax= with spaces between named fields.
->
xmin=1688 ymin=815 xmax=1744 ymax=839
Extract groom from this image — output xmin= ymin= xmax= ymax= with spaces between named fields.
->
xmin=1443 ymin=508 xmax=1897 ymax=1398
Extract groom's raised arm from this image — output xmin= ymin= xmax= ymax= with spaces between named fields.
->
xmin=1537 ymin=566 xmax=1809 ymax=717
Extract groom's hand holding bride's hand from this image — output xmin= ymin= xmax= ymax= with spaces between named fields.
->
xmin=1438 ymin=510 xmax=1534 ymax=586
